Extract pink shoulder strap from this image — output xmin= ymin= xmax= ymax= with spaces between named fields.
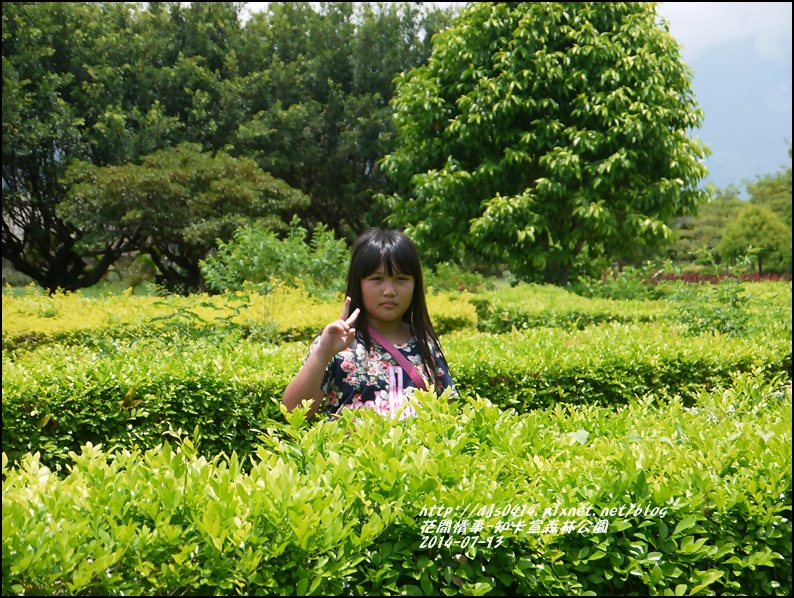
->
xmin=367 ymin=326 xmax=428 ymax=391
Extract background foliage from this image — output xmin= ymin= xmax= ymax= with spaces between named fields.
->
xmin=382 ymin=2 xmax=710 ymax=285
xmin=2 ymin=1 xmax=454 ymax=292
xmin=5 ymin=1 xmax=790 ymax=295
xmin=200 ymin=216 xmax=349 ymax=297
xmin=2 ymin=3 xmax=791 ymax=593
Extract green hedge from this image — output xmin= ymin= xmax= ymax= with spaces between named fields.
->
xmin=469 ymin=285 xmax=664 ymax=333
xmin=1 ymin=289 xmax=480 ymax=352
xmin=469 ymin=281 xmax=791 ymax=335
xmin=2 ymin=337 xmax=301 ymax=474
xmin=3 ymin=371 xmax=791 ymax=595
xmin=445 ymin=322 xmax=792 ymax=410
xmin=3 ymin=321 xmax=791 ymax=474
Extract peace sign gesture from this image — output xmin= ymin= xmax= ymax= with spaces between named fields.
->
xmin=317 ymin=296 xmax=360 ymax=359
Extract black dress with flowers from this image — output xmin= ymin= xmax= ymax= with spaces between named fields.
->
xmin=303 ymin=329 xmax=457 ymax=418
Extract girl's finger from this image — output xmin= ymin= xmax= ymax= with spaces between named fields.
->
xmin=345 ymin=307 xmax=360 ymax=326
xmin=339 ymin=296 xmax=351 ymax=320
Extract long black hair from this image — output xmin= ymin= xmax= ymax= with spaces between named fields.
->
xmin=346 ymin=228 xmax=445 ymax=388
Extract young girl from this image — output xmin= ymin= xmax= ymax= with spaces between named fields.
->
xmin=283 ymin=228 xmax=457 ymax=420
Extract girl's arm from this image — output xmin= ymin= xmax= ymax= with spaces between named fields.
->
xmin=282 ymin=296 xmax=359 ymax=419
xmin=282 ymin=344 xmax=334 ymax=418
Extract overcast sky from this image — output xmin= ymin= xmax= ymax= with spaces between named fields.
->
xmin=658 ymin=2 xmax=791 ymax=62
xmin=657 ymin=2 xmax=791 ymax=193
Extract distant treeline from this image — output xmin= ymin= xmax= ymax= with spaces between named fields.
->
xmin=2 ymin=2 xmax=454 ymax=291
xmin=2 ymin=2 xmax=790 ymax=293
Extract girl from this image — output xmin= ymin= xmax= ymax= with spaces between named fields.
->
xmin=283 ymin=228 xmax=457 ymax=419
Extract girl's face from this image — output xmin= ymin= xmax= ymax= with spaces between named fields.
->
xmin=361 ymin=261 xmax=415 ymax=328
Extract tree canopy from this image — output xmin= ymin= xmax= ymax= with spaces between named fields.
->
xmin=381 ymin=2 xmax=710 ymax=285
xmin=718 ymin=205 xmax=792 ymax=274
xmin=666 ymin=186 xmax=745 ymax=263
xmin=60 ymin=143 xmax=308 ymax=291
xmin=2 ymin=1 xmax=453 ymax=292
xmin=747 ymin=147 xmax=792 ymax=228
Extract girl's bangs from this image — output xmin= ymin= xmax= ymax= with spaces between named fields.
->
xmin=362 ymin=243 xmax=417 ymax=278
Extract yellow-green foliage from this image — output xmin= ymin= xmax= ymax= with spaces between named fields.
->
xmin=2 ymin=283 xmax=478 ymax=348
xmin=247 ymin=285 xmax=478 ymax=338
xmin=470 ymin=282 xmax=667 ymax=333
xmin=734 ymin=280 xmax=792 ymax=315
xmin=425 ymin=292 xmax=478 ymax=334
xmin=2 ymin=284 xmax=266 ymax=339
xmin=470 ymin=281 xmax=792 ymax=334
xmin=259 ymin=285 xmax=341 ymax=341
xmin=261 ymin=286 xmax=478 ymax=339
xmin=478 ymin=283 xmax=666 ymax=316
xmin=2 ymin=279 xmax=792 ymax=595
xmin=5 ymin=281 xmax=785 ymax=347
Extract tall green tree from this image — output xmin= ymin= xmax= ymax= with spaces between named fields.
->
xmin=666 ymin=185 xmax=746 ymax=263
xmin=234 ymin=2 xmax=454 ymax=240
xmin=381 ymin=2 xmax=710 ymax=285
xmin=2 ymin=2 xmax=284 ymax=291
xmin=3 ymin=1 xmax=451 ymax=291
xmin=747 ymin=147 xmax=792 ymax=228
xmin=718 ymin=205 xmax=792 ymax=274
xmin=2 ymin=2 xmax=145 ymax=291
xmin=60 ymin=144 xmax=308 ymax=292
xmin=2 ymin=2 xmax=248 ymax=291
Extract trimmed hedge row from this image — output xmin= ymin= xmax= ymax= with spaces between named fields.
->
xmin=3 ymin=321 xmax=791 ymax=474
xmin=445 ymin=322 xmax=792 ymax=410
xmin=3 ymin=372 xmax=791 ymax=595
xmin=2 ymin=338 xmax=301 ymax=474
xmin=469 ymin=284 xmax=667 ymax=333
xmin=1 ymin=286 xmax=478 ymax=352
xmin=470 ymin=281 xmax=791 ymax=334
xmin=4 ymin=281 xmax=788 ymax=352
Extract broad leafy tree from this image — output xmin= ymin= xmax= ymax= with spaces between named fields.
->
xmin=666 ymin=186 xmax=746 ymax=263
xmin=718 ymin=205 xmax=792 ymax=274
xmin=2 ymin=2 xmax=247 ymax=291
xmin=664 ymin=148 xmax=791 ymax=266
xmin=747 ymin=147 xmax=792 ymax=228
xmin=60 ymin=144 xmax=308 ymax=292
xmin=234 ymin=2 xmax=454 ymax=240
xmin=382 ymin=2 xmax=710 ymax=285
xmin=3 ymin=1 xmax=452 ymax=291
xmin=2 ymin=2 xmax=144 ymax=291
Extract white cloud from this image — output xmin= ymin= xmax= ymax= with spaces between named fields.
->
xmin=657 ymin=2 xmax=792 ymax=62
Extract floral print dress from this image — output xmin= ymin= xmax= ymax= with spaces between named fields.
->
xmin=304 ymin=330 xmax=457 ymax=419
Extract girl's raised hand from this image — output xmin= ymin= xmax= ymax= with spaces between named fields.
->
xmin=317 ymin=296 xmax=359 ymax=358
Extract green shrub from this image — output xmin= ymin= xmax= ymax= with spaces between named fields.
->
xmin=1 ymin=286 xmax=277 ymax=353
xmin=3 ymin=372 xmax=790 ymax=595
xmin=3 ymin=281 xmax=790 ymax=474
xmin=670 ymin=278 xmax=751 ymax=336
xmin=4 ymin=318 xmax=791 ymax=474
xmin=1 ymin=338 xmax=302 ymax=474
xmin=469 ymin=283 xmax=667 ymax=333
xmin=2 ymin=285 xmax=479 ymax=354
xmin=446 ymin=322 xmax=792 ymax=411
xmin=425 ymin=262 xmax=495 ymax=294
xmin=568 ymin=266 xmax=667 ymax=301
xmin=200 ymin=216 xmax=349 ymax=298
